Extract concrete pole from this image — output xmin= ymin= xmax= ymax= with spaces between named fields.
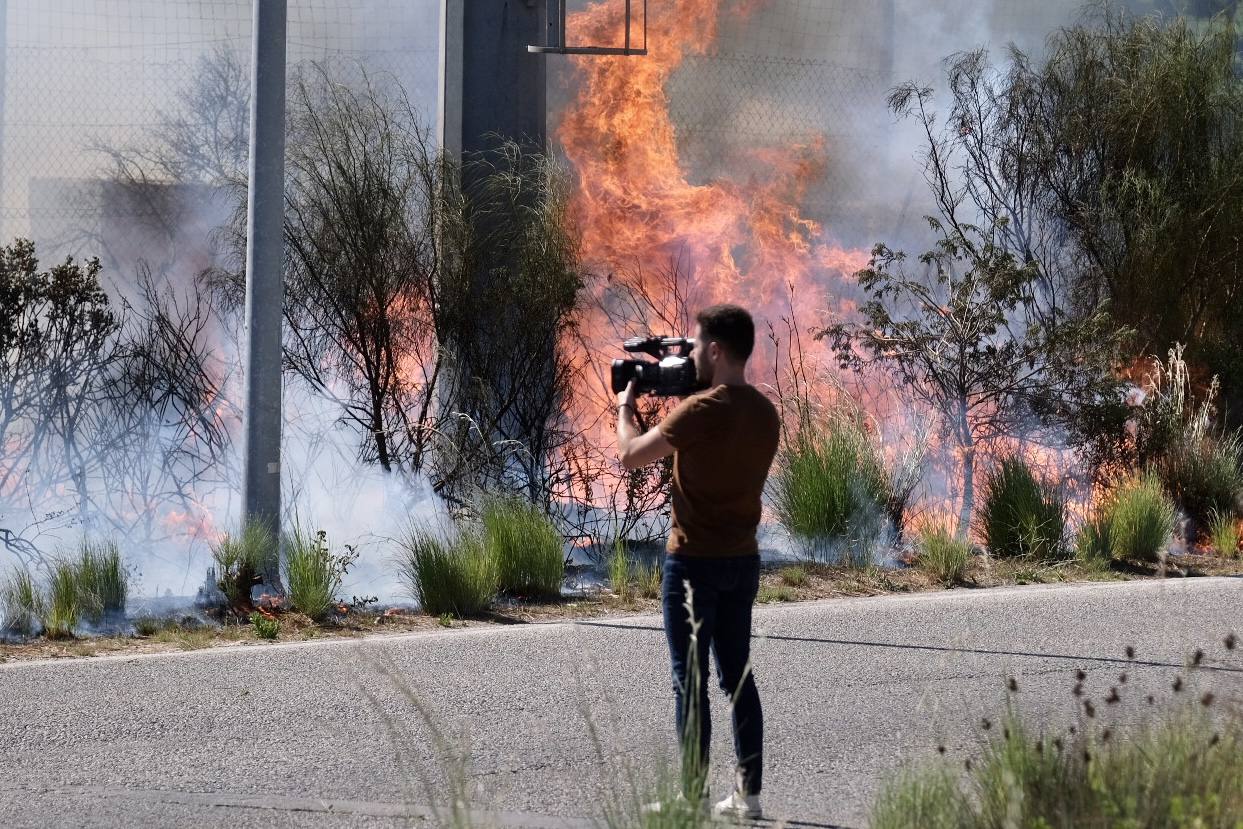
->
xmin=438 ymin=0 xmax=546 ymax=164
xmin=242 ymin=0 xmax=287 ymax=575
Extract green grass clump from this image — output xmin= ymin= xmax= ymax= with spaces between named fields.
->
xmin=212 ymin=520 xmax=277 ymax=606
xmin=1207 ymin=508 xmax=1240 ymax=558
xmin=74 ymin=539 xmax=128 ymax=621
xmin=249 ymin=611 xmax=280 ymax=640
xmin=608 ymin=542 xmax=663 ymax=603
xmin=283 ymin=527 xmax=342 ymax=621
xmin=976 ymin=457 xmax=1066 ymax=561
xmin=771 ymin=414 xmax=890 ymax=564
xmin=916 ymin=525 xmax=970 ymax=586
xmin=42 ymin=560 xmax=80 ymax=639
xmin=1105 ymin=473 xmax=1176 ymax=562
xmin=481 ymin=494 xmax=565 ymax=599
xmin=779 ymin=565 xmax=809 ymax=587
xmin=758 ymin=584 xmax=795 ymax=603
xmin=870 ymin=704 xmax=1243 ymax=829
xmin=608 ymin=542 xmax=634 ymax=602
xmin=1 ymin=569 xmax=44 ymax=635
xmin=1155 ymin=431 xmax=1243 ymax=525
xmin=398 ymin=527 xmax=497 ymax=618
xmin=1074 ymin=513 xmax=1114 ymax=570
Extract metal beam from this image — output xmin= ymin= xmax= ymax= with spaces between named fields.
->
xmin=242 ymin=0 xmax=288 ymax=574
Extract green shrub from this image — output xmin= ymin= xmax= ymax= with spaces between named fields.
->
xmin=212 ymin=520 xmax=277 ymax=606
xmin=1207 ymin=508 xmax=1240 ymax=558
xmin=976 ymin=457 xmax=1066 ymax=560
xmin=771 ymin=413 xmax=890 ymax=564
xmin=398 ymin=527 xmax=497 ymax=618
xmin=249 ymin=611 xmax=280 ymax=640
xmin=42 ymin=560 xmax=80 ymax=639
xmin=1156 ymin=430 xmax=1243 ymax=525
xmin=916 ymin=525 xmax=970 ymax=586
xmin=1106 ymin=473 xmax=1176 ymax=562
xmin=481 ymin=494 xmax=564 ymax=599
xmin=283 ymin=526 xmax=347 ymax=621
xmin=74 ymin=538 xmax=128 ymax=621
xmin=1 ymin=569 xmax=44 ymax=635
xmin=870 ymin=705 xmax=1243 ymax=828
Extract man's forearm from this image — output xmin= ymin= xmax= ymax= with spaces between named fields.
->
xmin=617 ymin=404 xmax=640 ymax=454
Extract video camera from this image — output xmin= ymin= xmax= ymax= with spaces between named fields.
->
xmin=611 ymin=336 xmax=701 ymax=398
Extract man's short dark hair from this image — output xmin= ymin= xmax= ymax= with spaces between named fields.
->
xmin=696 ymin=304 xmax=755 ymax=362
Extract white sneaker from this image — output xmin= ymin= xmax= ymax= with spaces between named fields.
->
xmin=641 ymin=792 xmax=707 ymax=816
xmin=712 ymin=789 xmax=762 ymax=820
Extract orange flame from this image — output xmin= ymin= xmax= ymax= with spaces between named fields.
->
xmin=559 ymin=0 xmax=867 ymax=447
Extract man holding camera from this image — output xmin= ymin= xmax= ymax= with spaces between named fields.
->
xmin=616 ymin=304 xmax=781 ymax=819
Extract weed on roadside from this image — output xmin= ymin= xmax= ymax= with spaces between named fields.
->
xmin=870 ymin=653 xmax=1243 ymax=828
xmin=249 ymin=612 xmax=280 ymax=640
xmin=779 ymin=565 xmax=809 ymax=587
xmin=758 ymin=585 xmax=795 ymax=603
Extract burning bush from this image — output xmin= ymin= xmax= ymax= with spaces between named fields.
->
xmin=398 ymin=527 xmax=497 ymax=619
xmin=916 ymin=525 xmax=971 ymax=587
xmin=770 ymin=412 xmax=890 ymax=566
xmin=481 ymin=494 xmax=565 ymax=600
xmin=976 ymin=458 xmax=1066 ymax=561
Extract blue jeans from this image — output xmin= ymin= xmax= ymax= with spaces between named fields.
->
xmin=662 ymin=553 xmax=763 ymax=797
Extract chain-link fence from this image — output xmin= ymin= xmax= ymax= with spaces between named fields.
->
xmin=0 ymin=0 xmax=439 ymax=274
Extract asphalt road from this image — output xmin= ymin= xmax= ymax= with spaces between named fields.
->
xmin=1 ymin=576 xmax=1240 ymax=828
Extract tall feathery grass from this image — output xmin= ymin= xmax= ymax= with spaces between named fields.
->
xmin=771 ymin=412 xmax=890 ymax=565
xmin=976 ymin=457 xmax=1066 ymax=561
xmin=481 ymin=494 xmax=564 ymax=599
xmin=398 ymin=527 xmax=498 ymax=618
xmin=283 ymin=526 xmax=341 ymax=621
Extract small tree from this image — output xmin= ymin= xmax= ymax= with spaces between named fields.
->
xmin=821 ymin=224 xmax=1112 ymax=536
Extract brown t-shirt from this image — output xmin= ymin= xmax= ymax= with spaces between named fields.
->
xmin=657 ymin=384 xmax=781 ymax=557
